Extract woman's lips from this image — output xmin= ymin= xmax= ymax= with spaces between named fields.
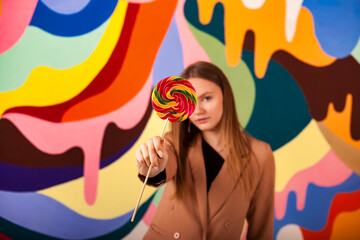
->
xmin=196 ymin=118 xmax=208 ymax=124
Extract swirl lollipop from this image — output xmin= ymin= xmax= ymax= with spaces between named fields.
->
xmin=152 ymin=76 xmax=197 ymax=123
xmin=132 ymin=76 xmax=197 ymax=222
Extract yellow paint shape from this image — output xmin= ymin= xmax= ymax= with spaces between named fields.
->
xmin=330 ymin=208 xmax=360 ymax=240
xmin=197 ymin=0 xmax=335 ymax=78
xmin=39 ymin=112 xmax=170 ymax=219
xmin=274 ymin=120 xmax=330 ymax=191
xmin=0 ymin=1 xmax=128 ymax=117
xmin=323 ymin=94 xmax=360 ymax=150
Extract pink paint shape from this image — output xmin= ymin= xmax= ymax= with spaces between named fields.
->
xmin=142 ymin=202 xmax=157 ymax=226
xmin=275 ymin=150 xmax=353 ymax=220
xmin=175 ymin=0 xmax=210 ymax=67
xmin=0 ymin=0 xmax=38 ymax=54
xmin=3 ymin=74 xmax=152 ymax=205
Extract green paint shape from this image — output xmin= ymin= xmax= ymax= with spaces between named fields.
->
xmin=351 ymin=39 xmax=360 ymax=63
xmin=152 ymin=185 xmax=165 ymax=206
xmin=187 ymin=23 xmax=255 ymax=128
xmin=0 ymin=20 xmax=109 ymax=92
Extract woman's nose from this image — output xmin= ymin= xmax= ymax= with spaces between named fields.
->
xmin=194 ymin=104 xmax=205 ymax=114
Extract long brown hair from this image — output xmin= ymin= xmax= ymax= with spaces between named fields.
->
xmin=171 ymin=61 xmax=253 ymax=196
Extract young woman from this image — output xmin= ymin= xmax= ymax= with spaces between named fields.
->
xmin=135 ymin=61 xmax=275 ymax=240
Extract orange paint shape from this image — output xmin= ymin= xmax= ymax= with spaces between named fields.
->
xmin=330 ymin=208 xmax=360 ymax=240
xmin=323 ymin=94 xmax=360 ymax=150
xmin=62 ymin=0 xmax=177 ymax=122
xmin=197 ymin=0 xmax=335 ymax=78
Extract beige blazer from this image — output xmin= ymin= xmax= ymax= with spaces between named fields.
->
xmin=139 ymin=132 xmax=275 ymax=240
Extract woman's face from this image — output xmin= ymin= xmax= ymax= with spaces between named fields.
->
xmin=188 ymin=77 xmax=223 ymax=132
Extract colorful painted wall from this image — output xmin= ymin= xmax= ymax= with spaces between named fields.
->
xmin=0 ymin=0 xmax=359 ymax=239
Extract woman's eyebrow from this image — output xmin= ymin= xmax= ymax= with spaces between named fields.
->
xmin=198 ymin=92 xmax=212 ymax=98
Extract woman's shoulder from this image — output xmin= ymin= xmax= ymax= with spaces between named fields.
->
xmin=245 ymin=135 xmax=274 ymax=167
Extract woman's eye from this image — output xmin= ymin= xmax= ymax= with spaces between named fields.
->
xmin=203 ymin=96 xmax=211 ymax=101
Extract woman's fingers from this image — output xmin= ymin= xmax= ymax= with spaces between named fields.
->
xmin=140 ymin=143 xmax=150 ymax=168
xmin=135 ymin=149 xmax=145 ymax=169
xmin=153 ymin=136 xmax=164 ymax=158
xmin=135 ymin=136 xmax=167 ymax=177
xmin=147 ymin=138 xmax=159 ymax=170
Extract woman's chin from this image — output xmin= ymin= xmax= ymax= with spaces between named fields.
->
xmin=194 ymin=124 xmax=212 ymax=132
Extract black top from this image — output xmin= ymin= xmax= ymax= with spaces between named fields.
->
xmin=202 ymin=138 xmax=224 ymax=192
xmin=146 ymin=137 xmax=224 ymax=192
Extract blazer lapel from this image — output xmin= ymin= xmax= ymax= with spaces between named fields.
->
xmin=207 ymin=152 xmax=243 ymax=221
xmin=188 ymin=134 xmax=208 ymax=234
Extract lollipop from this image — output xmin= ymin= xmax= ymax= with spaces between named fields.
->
xmin=132 ymin=76 xmax=197 ymax=222
xmin=152 ymin=76 xmax=197 ymax=123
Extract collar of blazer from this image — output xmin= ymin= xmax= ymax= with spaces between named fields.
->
xmin=188 ymin=133 xmax=249 ymax=228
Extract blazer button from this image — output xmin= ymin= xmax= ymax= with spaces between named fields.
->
xmin=224 ymin=222 xmax=231 ymax=229
xmin=173 ymin=232 xmax=180 ymax=239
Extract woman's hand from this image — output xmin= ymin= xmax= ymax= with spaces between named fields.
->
xmin=135 ymin=136 xmax=168 ymax=178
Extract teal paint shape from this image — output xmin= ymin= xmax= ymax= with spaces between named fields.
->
xmin=243 ymin=50 xmax=311 ymax=150
xmin=184 ymin=0 xmax=224 ymax=44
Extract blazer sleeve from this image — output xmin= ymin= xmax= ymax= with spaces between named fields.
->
xmin=246 ymin=143 xmax=275 ymax=240
xmin=137 ymin=131 xmax=178 ymax=187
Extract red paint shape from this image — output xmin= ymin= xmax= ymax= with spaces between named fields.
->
xmin=0 ymin=232 xmax=13 ymax=240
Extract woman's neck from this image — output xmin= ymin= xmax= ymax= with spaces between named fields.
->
xmin=201 ymin=129 xmax=225 ymax=152
xmin=201 ymin=130 xmax=228 ymax=159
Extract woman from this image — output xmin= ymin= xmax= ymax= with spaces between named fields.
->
xmin=136 ymin=61 xmax=275 ymax=240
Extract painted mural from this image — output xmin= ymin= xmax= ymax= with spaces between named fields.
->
xmin=0 ymin=0 xmax=359 ymax=239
